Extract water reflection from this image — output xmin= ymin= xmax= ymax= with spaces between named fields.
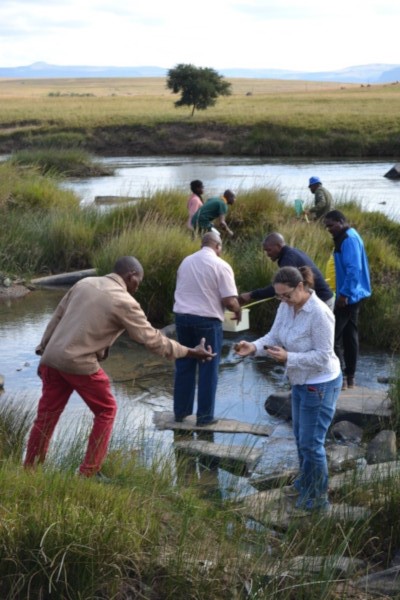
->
xmin=0 ymin=289 xmax=393 ymax=498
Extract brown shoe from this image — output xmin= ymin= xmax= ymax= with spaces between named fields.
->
xmin=341 ymin=379 xmax=348 ymax=390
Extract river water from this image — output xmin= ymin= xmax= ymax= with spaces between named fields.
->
xmin=62 ymin=156 xmax=400 ymax=221
xmin=0 ymin=288 xmax=392 ymax=497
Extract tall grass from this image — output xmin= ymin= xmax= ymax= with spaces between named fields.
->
xmin=0 ymin=161 xmax=79 ymax=211
xmin=1 ymin=396 xmax=400 ymax=599
xmin=10 ymin=148 xmax=113 ymax=177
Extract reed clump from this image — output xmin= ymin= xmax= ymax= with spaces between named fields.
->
xmin=10 ymin=148 xmax=114 ymax=177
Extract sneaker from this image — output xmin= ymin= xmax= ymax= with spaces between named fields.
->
xmin=285 ymin=476 xmax=303 ymax=497
xmin=341 ymin=379 xmax=348 ymax=390
xmin=284 ymin=484 xmax=300 ymax=497
xmin=196 ymin=418 xmax=219 ymax=427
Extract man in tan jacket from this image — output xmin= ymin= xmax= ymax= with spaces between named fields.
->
xmin=24 ymin=256 xmax=214 ymax=478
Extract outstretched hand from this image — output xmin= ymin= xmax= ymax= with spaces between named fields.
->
xmin=187 ymin=337 xmax=216 ymax=361
xmin=233 ymin=341 xmax=256 ymax=357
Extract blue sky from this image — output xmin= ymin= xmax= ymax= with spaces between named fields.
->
xmin=1 ymin=0 xmax=399 ymax=71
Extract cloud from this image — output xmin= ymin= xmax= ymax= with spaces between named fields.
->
xmin=0 ymin=0 xmax=399 ymax=70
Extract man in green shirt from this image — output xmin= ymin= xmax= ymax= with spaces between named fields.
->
xmin=307 ymin=176 xmax=333 ymax=220
xmin=191 ymin=189 xmax=235 ymax=237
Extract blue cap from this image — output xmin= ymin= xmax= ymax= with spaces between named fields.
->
xmin=309 ymin=176 xmax=321 ymax=186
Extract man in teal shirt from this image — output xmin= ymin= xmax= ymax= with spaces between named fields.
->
xmin=191 ymin=189 xmax=235 ymax=237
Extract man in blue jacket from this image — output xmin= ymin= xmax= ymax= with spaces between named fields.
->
xmin=239 ymin=232 xmax=334 ymax=309
xmin=324 ymin=210 xmax=371 ymax=389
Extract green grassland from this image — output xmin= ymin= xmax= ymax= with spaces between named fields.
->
xmin=0 ymin=77 xmax=399 ymax=156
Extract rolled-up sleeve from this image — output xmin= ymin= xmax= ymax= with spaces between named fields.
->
xmin=121 ymin=301 xmax=188 ymax=360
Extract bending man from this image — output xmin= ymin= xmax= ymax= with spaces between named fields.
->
xmin=24 ymin=256 xmax=215 ymax=477
xmin=239 ymin=232 xmax=334 ymax=309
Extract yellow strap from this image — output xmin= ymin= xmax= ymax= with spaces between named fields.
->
xmin=243 ymin=297 xmax=275 ymax=309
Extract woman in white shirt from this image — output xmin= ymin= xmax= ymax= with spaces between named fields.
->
xmin=235 ymin=266 xmax=342 ymax=511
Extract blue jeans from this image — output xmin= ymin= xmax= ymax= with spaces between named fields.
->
xmin=291 ymin=373 xmax=342 ymax=508
xmin=173 ymin=314 xmax=223 ymax=425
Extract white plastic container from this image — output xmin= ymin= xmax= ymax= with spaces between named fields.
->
xmin=223 ymin=308 xmax=250 ymax=332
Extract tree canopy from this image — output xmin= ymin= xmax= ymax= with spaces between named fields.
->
xmin=166 ymin=64 xmax=232 ymax=116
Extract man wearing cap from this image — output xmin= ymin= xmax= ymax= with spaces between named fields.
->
xmin=191 ymin=189 xmax=236 ymax=237
xmin=308 ymin=176 xmax=333 ymax=220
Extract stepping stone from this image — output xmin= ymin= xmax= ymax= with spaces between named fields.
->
xmin=265 ymin=387 xmax=391 ymax=425
xmin=240 ymin=492 xmax=370 ymax=529
xmin=174 ymin=439 xmax=263 ymax=474
xmin=329 ymin=460 xmax=400 ymax=490
xmin=265 ymin=554 xmax=365 ymax=577
xmin=153 ymin=411 xmax=273 ymax=436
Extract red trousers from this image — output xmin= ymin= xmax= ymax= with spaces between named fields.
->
xmin=24 ymin=365 xmax=117 ymax=476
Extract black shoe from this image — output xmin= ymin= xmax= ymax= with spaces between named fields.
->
xmin=347 ymin=376 xmax=355 ymax=389
xmin=94 ymin=471 xmax=112 ymax=483
xmin=175 ymin=414 xmax=190 ymax=422
xmin=76 ymin=469 xmax=112 ymax=483
xmin=196 ymin=418 xmax=219 ymax=427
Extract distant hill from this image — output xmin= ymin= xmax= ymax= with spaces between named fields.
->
xmin=1 ymin=61 xmax=400 ymax=84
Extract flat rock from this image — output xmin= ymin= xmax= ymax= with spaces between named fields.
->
xmin=266 ymin=554 xmax=365 ymax=577
xmin=174 ymin=439 xmax=263 ymax=473
xmin=94 ymin=195 xmax=137 ymax=204
xmin=329 ymin=460 xmax=400 ymax=490
xmin=153 ymin=411 xmax=273 ymax=436
xmin=336 ymin=387 xmax=391 ymax=423
xmin=240 ymin=492 xmax=371 ymax=528
xmin=265 ymin=387 xmax=391 ymax=424
xmin=248 ymin=468 xmax=298 ymax=491
xmin=355 ymin=565 xmax=400 ymax=595
xmin=326 ymin=443 xmax=366 ymax=472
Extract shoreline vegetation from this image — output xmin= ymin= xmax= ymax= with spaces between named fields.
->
xmin=1 ymin=77 xmax=400 ymax=598
xmin=1 ymin=157 xmax=400 ymax=351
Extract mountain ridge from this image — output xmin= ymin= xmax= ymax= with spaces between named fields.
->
xmin=1 ymin=62 xmax=400 ymax=84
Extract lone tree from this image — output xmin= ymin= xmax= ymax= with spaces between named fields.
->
xmin=167 ymin=63 xmax=232 ymax=116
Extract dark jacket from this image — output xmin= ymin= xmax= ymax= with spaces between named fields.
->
xmin=250 ymin=245 xmax=333 ymax=302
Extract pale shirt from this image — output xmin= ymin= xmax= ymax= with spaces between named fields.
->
xmin=187 ymin=193 xmax=203 ymax=229
xmin=253 ymin=291 xmax=340 ymax=385
xmin=173 ymin=246 xmax=238 ymax=322
xmin=37 ymin=273 xmax=189 ymax=375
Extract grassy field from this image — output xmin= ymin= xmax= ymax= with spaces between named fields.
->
xmin=0 ymin=76 xmax=399 ymax=158
xmin=0 ymin=76 xmax=399 ymax=133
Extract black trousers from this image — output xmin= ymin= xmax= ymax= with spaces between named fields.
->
xmin=334 ymin=301 xmax=361 ymax=377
